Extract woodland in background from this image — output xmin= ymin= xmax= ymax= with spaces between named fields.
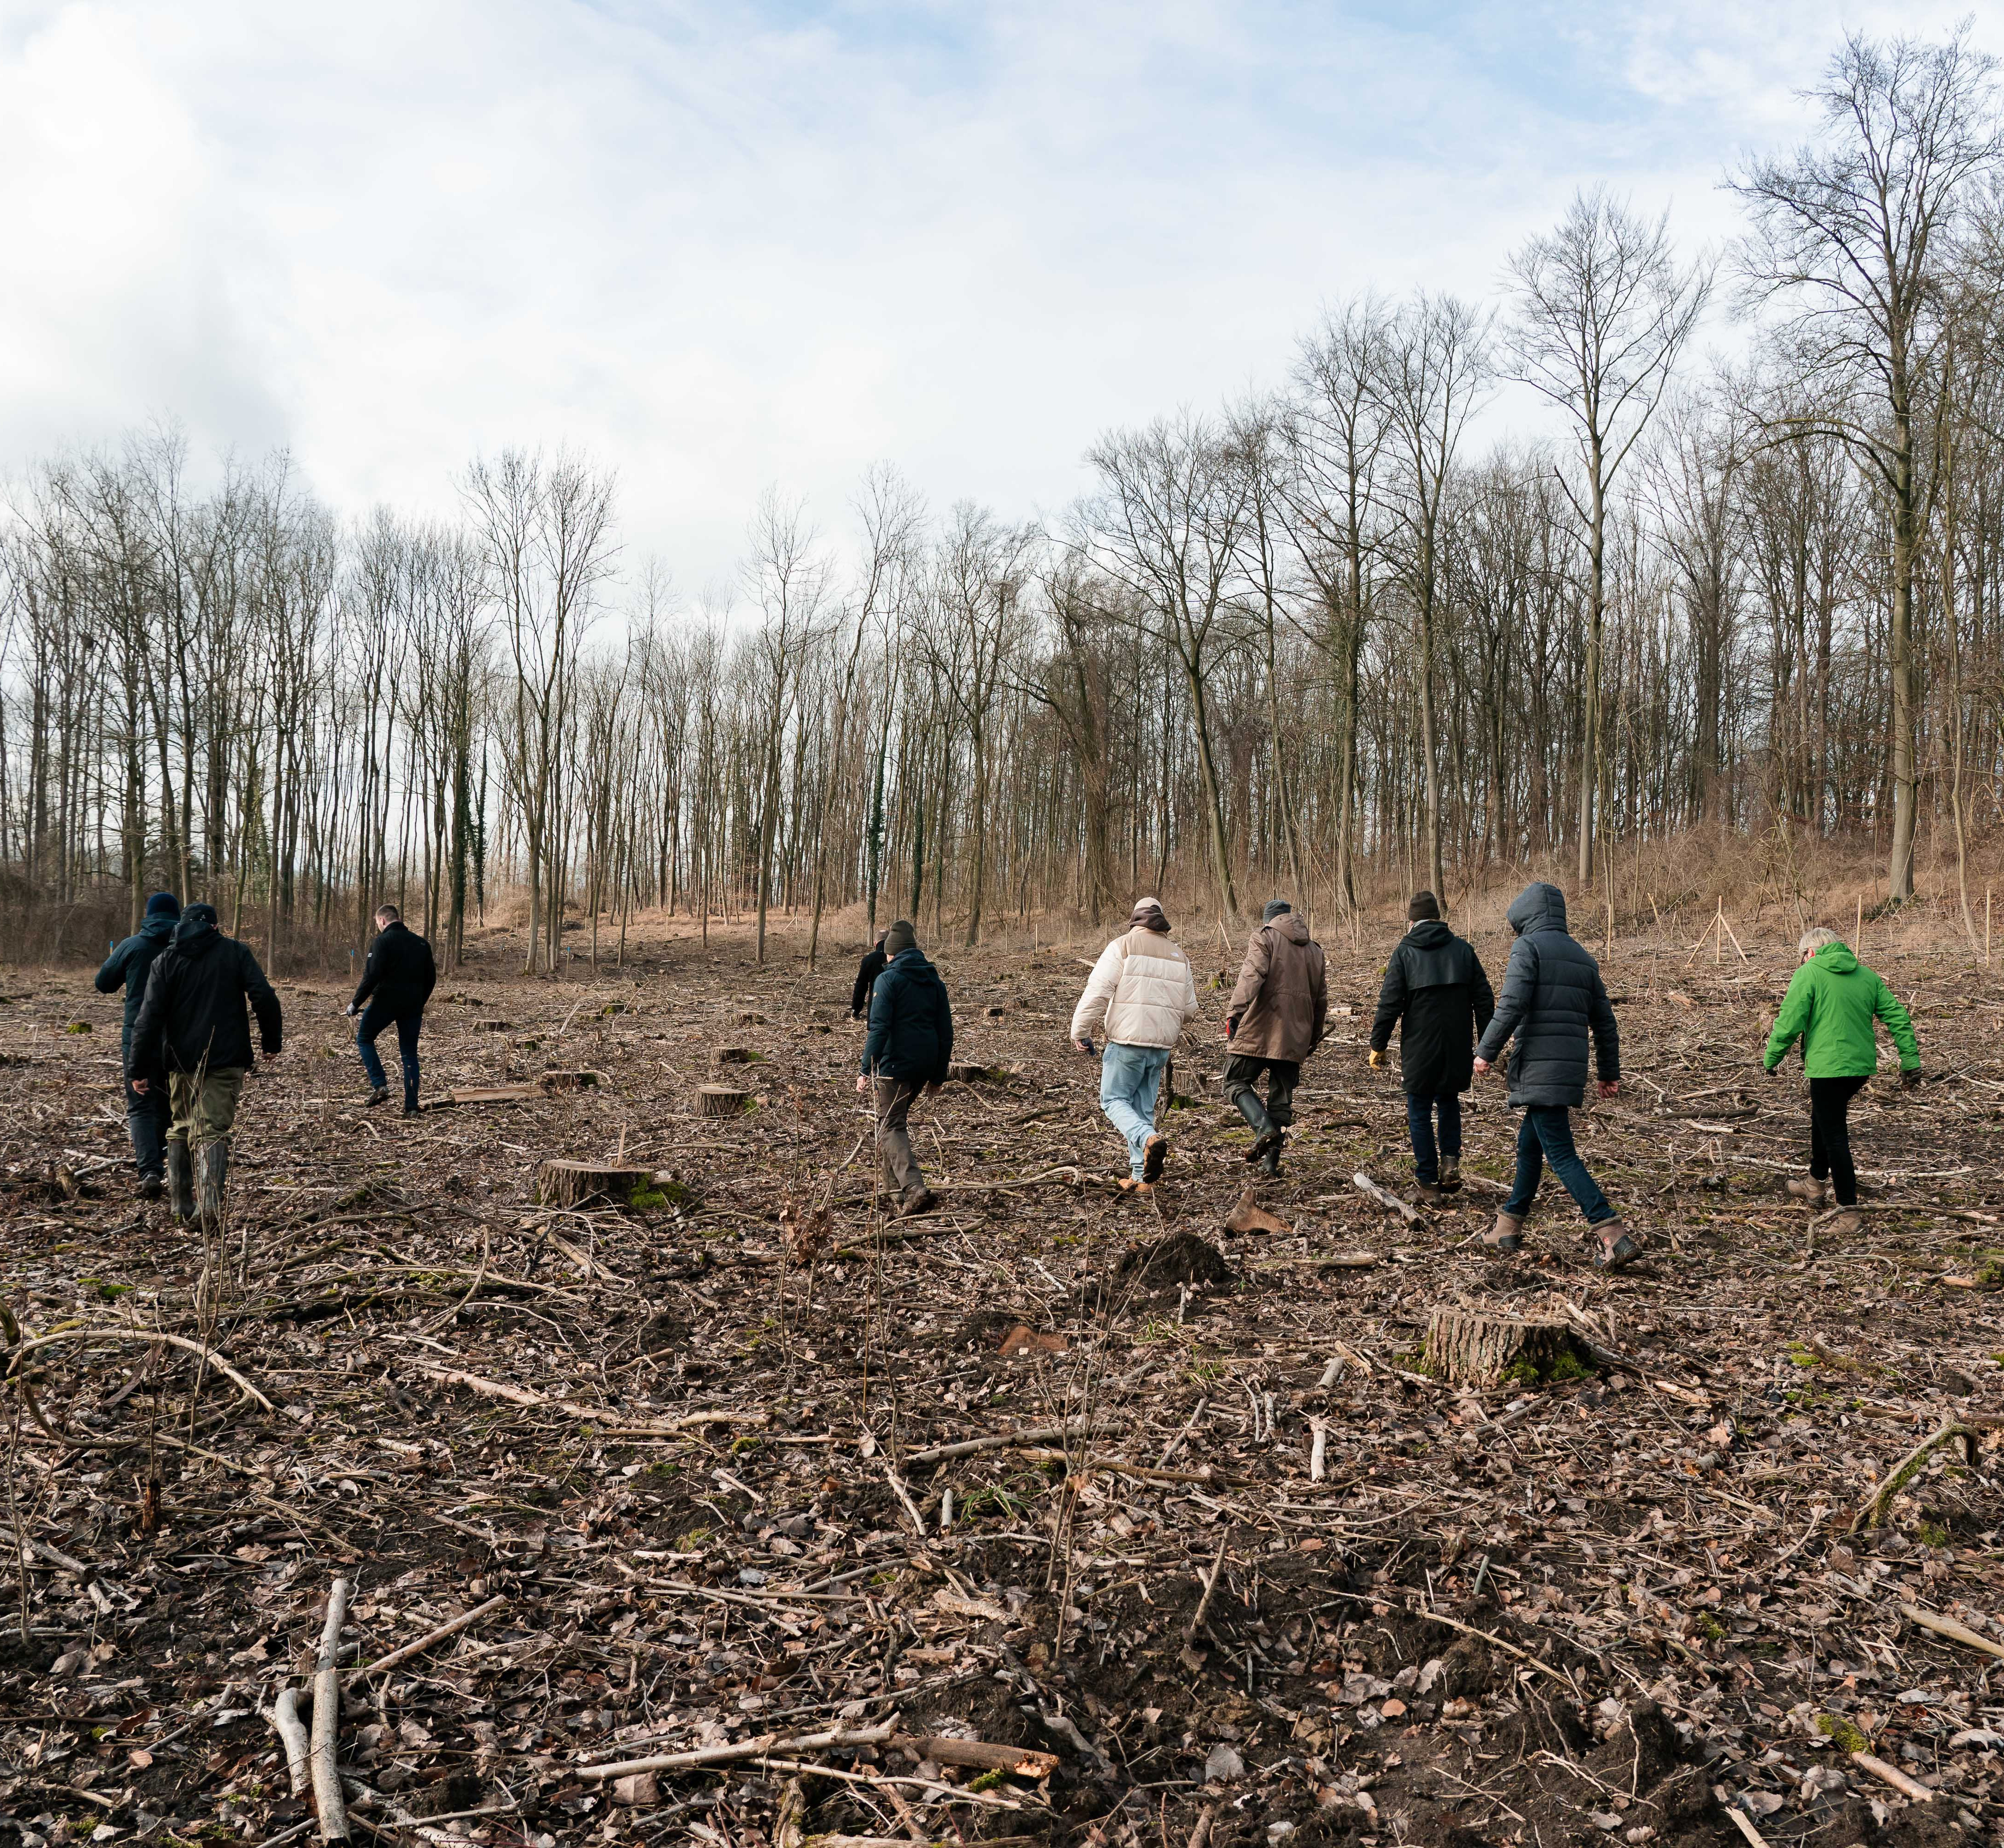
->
xmin=7 ymin=28 xmax=2004 ymax=974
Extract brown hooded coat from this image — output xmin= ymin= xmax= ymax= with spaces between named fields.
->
xmin=1225 ymin=914 xmax=1327 ymax=1062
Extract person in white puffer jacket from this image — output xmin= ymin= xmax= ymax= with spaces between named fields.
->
xmin=1070 ymin=897 xmax=1202 ymax=1191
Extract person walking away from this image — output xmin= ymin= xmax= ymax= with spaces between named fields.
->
xmin=1070 ymin=898 xmax=1200 ymax=1193
xmin=1222 ymin=900 xmax=1327 ymax=1177
xmin=345 ymin=904 xmax=437 ymax=1114
xmin=851 ymin=930 xmax=889 ymax=1019
xmin=856 ymin=920 xmax=953 ymax=1216
xmin=1472 ymin=881 xmax=1635 ymax=1268
xmin=97 ymin=891 xmax=183 ymax=1200
xmin=1762 ymin=925 xmax=1919 ymax=1236
xmin=1368 ymin=891 xmax=1494 ymax=1203
xmin=128 ymin=902 xmax=283 ymax=1229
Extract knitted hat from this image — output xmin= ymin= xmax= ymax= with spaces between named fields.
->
xmin=1407 ymin=891 xmax=1441 ymax=922
xmin=1130 ymin=897 xmax=1169 ymax=932
xmin=884 ymin=920 xmax=917 ymax=957
xmin=1262 ymin=899 xmax=1292 ymax=923
xmin=145 ymin=891 xmax=182 ymax=920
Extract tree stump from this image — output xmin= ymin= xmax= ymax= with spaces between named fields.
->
xmin=697 ymin=1084 xmax=750 ymax=1118
xmin=536 ymin=1160 xmax=654 ymax=1209
xmin=714 ymin=1046 xmax=758 ymax=1064
xmin=1421 ymin=1309 xmax=1589 ymax=1387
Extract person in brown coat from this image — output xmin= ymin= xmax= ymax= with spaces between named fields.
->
xmin=1222 ymin=900 xmax=1328 ymax=1175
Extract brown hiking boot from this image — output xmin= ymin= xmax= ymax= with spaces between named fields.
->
xmin=1439 ymin=1160 xmax=1463 ymax=1192
xmin=1142 ymin=1134 xmax=1169 ymax=1183
xmin=1821 ymin=1208 xmax=1863 ymax=1236
xmin=1592 ymin=1218 xmax=1640 ymax=1270
xmin=1785 ymin=1177 xmax=1829 ymax=1204
xmin=1117 ymin=1177 xmax=1154 ymax=1197
xmin=1414 ymin=1181 xmax=1447 ymax=1206
xmin=1484 ymin=1211 xmax=1523 ymax=1253
xmin=899 ymin=1187 xmax=938 ymax=1217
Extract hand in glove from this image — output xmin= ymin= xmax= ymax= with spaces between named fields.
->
xmin=1367 ymin=1049 xmax=1387 ymax=1071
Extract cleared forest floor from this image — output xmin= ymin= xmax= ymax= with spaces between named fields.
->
xmin=3 ymin=918 xmax=2004 ymax=1848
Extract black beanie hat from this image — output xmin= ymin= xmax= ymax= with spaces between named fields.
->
xmin=1407 ymin=891 xmax=1441 ymax=922
xmin=884 ymin=920 xmax=917 ymax=956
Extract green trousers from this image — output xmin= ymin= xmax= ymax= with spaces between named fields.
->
xmin=167 ymin=1067 xmax=245 ymax=1154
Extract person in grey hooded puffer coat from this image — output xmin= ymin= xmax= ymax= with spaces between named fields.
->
xmin=1472 ymin=881 xmax=1637 ymax=1268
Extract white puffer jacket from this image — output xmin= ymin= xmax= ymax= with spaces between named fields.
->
xmin=1070 ymin=927 xmax=1201 ymax=1050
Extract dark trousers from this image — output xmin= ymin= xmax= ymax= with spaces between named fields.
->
xmin=124 ymin=1074 xmax=170 ymax=1182
xmin=873 ymin=1076 xmax=926 ymax=1197
xmin=1809 ymin=1075 xmax=1869 ymax=1207
xmin=1404 ymin=1092 xmax=1462 ymax=1184
xmin=358 ymin=1005 xmax=422 ymax=1097
xmin=1221 ymin=1055 xmax=1299 ymax=1125
xmin=1503 ymin=1105 xmax=1615 ymax=1225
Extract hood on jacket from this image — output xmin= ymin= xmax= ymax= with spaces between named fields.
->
xmin=1506 ymin=881 xmax=1567 ymax=936
xmin=140 ymin=912 xmax=178 ymax=942
xmin=1267 ymin=913 xmax=1310 ymax=945
xmin=1811 ymin=940 xmax=1860 ymax=975
xmin=174 ymin=904 xmax=222 ymax=955
xmin=1403 ymin=918 xmax=1455 ymax=950
xmin=889 ymin=948 xmax=940 ymax=983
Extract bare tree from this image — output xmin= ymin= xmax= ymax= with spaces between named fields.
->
xmin=1506 ymin=187 xmax=1711 ymax=884
xmin=1732 ymin=26 xmax=2000 ymax=901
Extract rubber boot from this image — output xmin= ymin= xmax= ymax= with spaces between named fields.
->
xmin=1258 ymin=1133 xmax=1282 ymax=1177
xmin=165 ymin=1143 xmax=194 ymax=1223
xmin=195 ymin=1141 xmax=230 ymax=1232
xmin=1232 ymin=1091 xmax=1283 ymax=1166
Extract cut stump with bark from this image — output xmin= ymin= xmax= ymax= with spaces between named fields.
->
xmin=714 ymin=1046 xmax=759 ymax=1065
xmin=698 ymin=1084 xmax=751 ymax=1118
xmin=1421 ymin=1308 xmax=1590 ymax=1387
xmin=537 ymin=1160 xmax=655 ymax=1209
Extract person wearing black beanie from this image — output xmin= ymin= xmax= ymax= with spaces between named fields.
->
xmin=96 ymin=891 xmax=183 ymax=1198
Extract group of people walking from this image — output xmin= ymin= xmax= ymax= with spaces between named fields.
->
xmin=97 ymin=897 xmax=437 ymax=1226
xmin=855 ymin=881 xmax=1923 ymax=1258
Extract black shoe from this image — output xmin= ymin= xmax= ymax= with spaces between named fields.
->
xmin=136 ymin=1177 xmax=164 ymax=1202
xmin=365 ymin=1086 xmax=390 ymax=1107
xmin=403 ymin=1084 xmax=420 ymax=1117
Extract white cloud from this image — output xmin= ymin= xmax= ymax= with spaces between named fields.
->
xmin=0 ymin=0 xmax=1994 ymax=587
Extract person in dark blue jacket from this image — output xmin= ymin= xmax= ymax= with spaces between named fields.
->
xmin=850 ymin=930 xmax=888 ymax=1019
xmin=853 ymin=920 xmax=953 ymax=1215
xmin=344 ymin=905 xmax=437 ymax=1113
xmin=1472 ymin=881 xmax=1636 ymax=1268
xmin=96 ymin=891 xmax=182 ymax=1198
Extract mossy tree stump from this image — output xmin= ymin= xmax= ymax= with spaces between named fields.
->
xmin=536 ymin=1160 xmax=654 ymax=1209
xmin=1422 ymin=1308 xmax=1590 ymax=1387
xmin=697 ymin=1084 xmax=750 ymax=1118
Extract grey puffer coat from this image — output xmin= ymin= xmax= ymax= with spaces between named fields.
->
xmin=1473 ymin=883 xmax=1618 ymax=1109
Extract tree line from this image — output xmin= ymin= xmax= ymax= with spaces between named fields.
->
xmin=5 ymin=28 xmax=2004 ymax=973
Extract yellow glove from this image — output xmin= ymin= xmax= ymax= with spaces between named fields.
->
xmin=1367 ymin=1049 xmax=1387 ymax=1070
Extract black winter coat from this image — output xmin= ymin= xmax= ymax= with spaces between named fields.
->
xmin=1369 ymin=920 xmax=1494 ymax=1095
xmin=1474 ymin=883 xmax=1618 ymax=1108
xmin=850 ymin=944 xmax=887 ymax=1017
xmin=861 ymin=949 xmax=953 ymax=1084
xmin=352 ymin=921 xmax=437 ymax=1016
xmin=96 ymin=914 xmax=179 ymax=1054
xmin=128 ymin=907 xmax=283 ymax=1078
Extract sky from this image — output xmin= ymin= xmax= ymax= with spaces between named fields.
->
xmin=0 ymin=0 xmax=1990 ymax=596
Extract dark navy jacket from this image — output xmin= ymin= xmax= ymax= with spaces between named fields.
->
xmin=860 ymin=949 xmax=953 ymax=1084
xmin=96 ymin=914 xmax=179 ymax=1055
xmin=1369 ymin=920 xmax=1494 ymax=1095
xmin=1474 ymin=883 xmax=1618 ymax=1109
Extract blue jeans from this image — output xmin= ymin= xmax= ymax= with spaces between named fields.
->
xmin=1503 ymin=1106 xmax=1615 ymax=1225
xmin=358 ymin=1005 xmax=422 ymax=1099
xmin=1404 ymin=1092 xmax=1462 ymax=1184
xmin=1099 ymin=1043 xmax=1171 ymax=1179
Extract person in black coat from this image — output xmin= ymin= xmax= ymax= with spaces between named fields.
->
xmin=850 ymin=931 xmax=888 ymax=1018
xmin=345 ymin=906 xmax=437 ymax=1114
xmin=1368 ymin=892 xmax=1493 ymax=1202
xmin=96 ymin=891 xmax=182 ymax=1198
xmin=1472 ymin=881 xmax=1635 ymax=1267
xmin=128 ymin=902 xmax=283 ymax=1226
xmin=854 ymin=920 xmax=953 ymax=1215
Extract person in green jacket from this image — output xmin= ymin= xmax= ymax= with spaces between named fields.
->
xmin=1762 ymin=926 xmax=1920 ymax=1233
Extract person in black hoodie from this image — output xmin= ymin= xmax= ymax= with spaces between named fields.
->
xmin=128 ymin=902 xmax=283 ymax=1227
xmin=97 ymin=891 xmax=183 ymax=1199
xmin=850 ymin=930 xmax=888 ymax=1019
xmin=854 ymin=920 xmax=953 ymax=1215
xmin=1369 ymin=892 xmax=1494 ymax=1203
xmin=345 ymin=905 xmax=438 ymax=1113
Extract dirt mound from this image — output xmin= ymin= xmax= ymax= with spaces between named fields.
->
xmin=1115 ymin=1229 xmax=1233 ymax=1292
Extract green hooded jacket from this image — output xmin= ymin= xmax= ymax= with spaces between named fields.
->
xmin=1762 ymin=941 xmax=1919 ymax=1078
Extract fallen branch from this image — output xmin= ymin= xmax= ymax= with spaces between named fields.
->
xmin=1899 ymin=1601 xmax=2004 ymax=1664
xmin=1725 ymin=1807 xmax=1771 ymax=1848
xmin=1851 ymin=1416 xmax=1975 ymax=1532
xmin=413 ymin=1366 xmax=760 ymax=1437
xmin=1353 ymin=1173 xmax=1422 ymax=1225
xmin=1851 ymin=1750 xmax=1933 ymax=1803
xmin=347 ymin=1594 xmax=508 ymax=1683
xmin=6 ymin=1329 xmax=273 ymax=1412
xmin=905 ymin=1421 xmax=1123 ymax=1466
xmin=577 ymin=1721 xmax=897 ymax=1782
xmin=269 ymin=1686 xmax=310 ymax=1797
xmin=310 ymin=1576 xmax=352 ymax=1842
